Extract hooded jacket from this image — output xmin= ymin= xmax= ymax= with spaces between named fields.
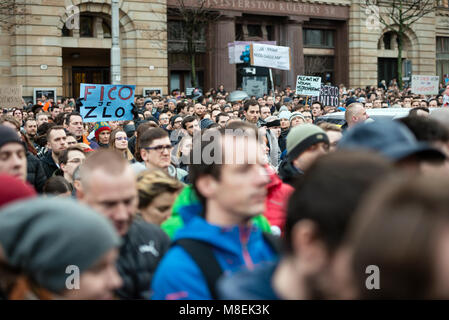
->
xmin=160 ymin=185 xmax=272 ymax=239
xmin=151 ymin=201 xmax=279 ymax=300
xmin=264 ymin=166 xmax=294 ymax=233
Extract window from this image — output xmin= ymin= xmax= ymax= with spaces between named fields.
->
xmin=303 ymin=29 xmax=335 ymax=48
xmin=383 ymin=32 xmax=392 ymax=49
xmin=80 ymin=16 xmax=94 ymax=37
xmin=247 ymin=24 xmax=262 ymax=38
xmin=102 ymin=21 xmax=111 ymax=38
xmin=437 ymin=37 xmax=449 ymax=53
xmin=62 ymin=25 xmax=71 ymax=37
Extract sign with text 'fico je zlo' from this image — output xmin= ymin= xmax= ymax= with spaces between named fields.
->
xmin=80 ymin=84 xmax=136 ymax=122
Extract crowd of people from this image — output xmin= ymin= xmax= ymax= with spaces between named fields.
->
xmin=1 ymin=81 xmax=449 ymax=300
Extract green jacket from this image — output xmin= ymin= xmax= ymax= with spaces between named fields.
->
xmin=161 ymin=185 xmax=272 ymax=239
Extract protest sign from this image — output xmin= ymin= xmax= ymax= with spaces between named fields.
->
xmin=79 ymin=84 xmax=135 ymax=122
xmin=242 ymin=76 xmax=268 ymax=98
xmin=250 ymin=43 xmax=290 ymax=70
xmin=310 ymin=85 xmax=339 ymax=107
xmin=296 ymin=76 xmax=321 ymax=96
xmin=0 ymin=86 xmax=22 ymax=108
xmin=143 ymin=87 xmax=163 ymax=96
xmin=228 ymin=41 xmax=276 ymax=64
xmin=411 ymin=75 xmax=439 ymax=95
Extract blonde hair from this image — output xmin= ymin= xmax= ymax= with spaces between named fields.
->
xmin=176 ymin=135 xmax=192 ymax=159
xmin=137 ymin=169 xmax=183 ymax=210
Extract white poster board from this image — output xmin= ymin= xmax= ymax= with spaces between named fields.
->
xmin=250 ymin=43 xmax=290 ymax=71
xmin=295 ymin=76 xmax=321 ymax=96
xmin=228 ymin=41 xmax=276 ymax=64
xmin=143 ymin=87 xmax=163 ymax=96
xmin=411 ymin=75 xmax=439 ymax=95
xmin=242 ymin=76 xmax=268 ymax=98
xmin=33 ymin=88 xmax=57 ymax=105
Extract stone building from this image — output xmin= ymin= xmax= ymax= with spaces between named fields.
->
xmin=0 ymin=0 xmax=448 ymax=101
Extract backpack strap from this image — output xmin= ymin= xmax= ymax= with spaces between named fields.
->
xmin=174 ymin=239 xmax=223 ymax=299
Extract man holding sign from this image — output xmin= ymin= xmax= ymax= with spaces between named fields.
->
xmin=79 ymin=84 xmax=136 ymax=122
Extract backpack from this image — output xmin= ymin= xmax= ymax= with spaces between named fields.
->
xmin=173 ymin=232 xmax=282 ymax=299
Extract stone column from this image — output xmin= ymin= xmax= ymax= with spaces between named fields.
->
xmin=209 ymin=15 xmax=236 ymax=91
xmin=284 ymin=17 xmax=306 ymax=88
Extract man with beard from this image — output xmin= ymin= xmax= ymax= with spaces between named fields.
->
xmin=24 ymin=118 xmax=38 ymax=148
xmin=40 ymin=126 xmax=67 ymax=179
xmin=217 ymin=151 xmax=393 ymax=299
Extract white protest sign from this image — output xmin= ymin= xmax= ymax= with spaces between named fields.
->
xmin=411 ymin=75 xmax=439 ymax=95
xmin=228 ymin=41 xmax=276 ymax=64
xmin=0 ymin=86 xmax=22 ymax=108
xmin=250 ymin=43 xmax=290 ymax=70
xmin=296 ymin=76 xmax=321 ymax=96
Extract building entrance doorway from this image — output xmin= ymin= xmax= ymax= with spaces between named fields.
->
xmin=62 ymin=48 xmax=110 ymax=98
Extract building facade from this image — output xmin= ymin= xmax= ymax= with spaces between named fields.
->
xmin=0 ymin=0 xmax=448 ymax=101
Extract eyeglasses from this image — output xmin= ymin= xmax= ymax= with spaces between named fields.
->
xmin=144 ymin=144 xmax=173 ymax=152
xmin=116 ymin=137 xmax=128 ymax=141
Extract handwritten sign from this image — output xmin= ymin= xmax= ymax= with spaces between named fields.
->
xmin=411 ymin=75 xmax=439 ymax=95
xmin=80 ymin=84 xmax=135 ymax=122
xmin=0 ymin=86 xmax=22 ymax=108
xmin=296 ymin=76 xmax=321 ymax=96
xmin=250 ymin=43 xmax=290 ymax=70
xmin=228 ymin=41 xmax=276 ymax=64
xmin=309 ymin=85 xmax=339 ymax=107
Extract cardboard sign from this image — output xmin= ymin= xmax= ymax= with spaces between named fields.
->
xmin=79 ymin=84 xmax=135 ymax=122
xmin=411 ymin=75 xmax=439 ymax=95
xmin=250 ymin=43 xmax=290 ymax=70
xmin=0 ymin=86 xmax=22 ymax=108
xmin=296 ymin=76 xmax=321 ymax=96
xmin=310 ymin=85 xmax=340 ymax=107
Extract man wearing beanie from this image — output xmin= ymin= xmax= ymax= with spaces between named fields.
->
xmin=0 ymin=174 xmax=36 ymax=208
xmin=90 ymin=122 xmax=112 ymax=150
xmin=0 ymin=125 xmax=27 ymax=182
xmin=278 ymin=124 xmax=329 ymax=186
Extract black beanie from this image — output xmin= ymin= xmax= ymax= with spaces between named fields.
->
xmin=0 ymin=125 xmax=23 ymax=150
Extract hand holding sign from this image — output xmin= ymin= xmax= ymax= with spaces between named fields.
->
xmin=79 ymin=84 xmax=136 ymax=122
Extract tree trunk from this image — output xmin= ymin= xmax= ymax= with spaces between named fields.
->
xmin=397 ymin=31 xmax=403 ymax=90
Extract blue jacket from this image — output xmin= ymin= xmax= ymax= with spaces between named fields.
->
xmin=150 ymin=203 xmax=278 ymax=300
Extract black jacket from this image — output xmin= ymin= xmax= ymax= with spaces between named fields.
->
xmin=116 ymin=218 xmax=170 ymax=300
xmin=39 ymin=151 xmax=59 ymax=180
xmin=26 ymin=152 xmax=47 ymax=193
xmin=278 ymin=129 xmax=289 ymax=153
xmin=278 ymin=159 xmax=303 ymax=186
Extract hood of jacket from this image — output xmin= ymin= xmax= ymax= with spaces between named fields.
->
xmin=278 ymin=159 xmax=303 ymax=185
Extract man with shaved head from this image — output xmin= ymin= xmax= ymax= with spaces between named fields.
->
xmin=345 ymin=103 xmax=369 ymax=128
xmin=77 ymin=149 xmax=169 ymax=299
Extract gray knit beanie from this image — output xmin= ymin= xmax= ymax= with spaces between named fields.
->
xmin=0 ymin=197 xmax=121 ymax=293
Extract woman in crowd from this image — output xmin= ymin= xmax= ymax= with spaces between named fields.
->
xmin=109 ymin=128 xmax=135 ymax=163
xmin=136 ymin=170 xmax=183 ymax=226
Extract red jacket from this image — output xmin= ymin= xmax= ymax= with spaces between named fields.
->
xmin=264 ymin=165 xmax=294 ymax=234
